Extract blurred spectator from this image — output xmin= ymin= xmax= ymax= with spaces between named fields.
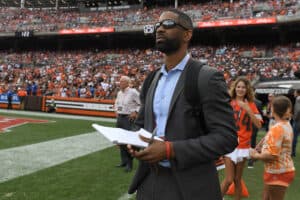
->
xmin=6 ymin=87 xmax=13 ymax=109
xmin=17 ymin=86 xmax=27 ymax=110
xmin=47 ymin=98 xmax=56 ymax=113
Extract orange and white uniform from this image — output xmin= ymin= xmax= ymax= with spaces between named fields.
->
xmin=262 ymin=121 xmax=295 ymax=186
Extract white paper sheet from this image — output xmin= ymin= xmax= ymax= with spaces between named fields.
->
xmin=92 ymin=124 xmax=162 ymax=148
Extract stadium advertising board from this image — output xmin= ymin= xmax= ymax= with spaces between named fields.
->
xmin=0 ymin=94 xmax=20 ymax=104
xmin=254 ymin=79 xmax=300 ymax=95
xmin=59 ymin=27 xmax=115 ymax=35
xmin=255 ymin=88 xmax=290 ymax=95
xmin=15 ymin=30 xmax=34 ymax=37
xmin=197 ymin=17 xmax=277 ymax=28
xmin=43 ymin=97 xmax=116 ymax=117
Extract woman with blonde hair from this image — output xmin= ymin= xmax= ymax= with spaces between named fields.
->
xmin=221 ymin=76 xmax=262 ymax=199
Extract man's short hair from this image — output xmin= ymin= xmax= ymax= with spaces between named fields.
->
xmin=166 ymin=9 xmax=193 ymax=30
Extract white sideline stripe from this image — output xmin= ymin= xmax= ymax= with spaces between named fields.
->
xmin=0 ymin=132 xmax=113 ymax=183
xmin=0 ymin=109 xmax=116 ymax=123
xmin=117 ymin=193 xmax=134 ymax=200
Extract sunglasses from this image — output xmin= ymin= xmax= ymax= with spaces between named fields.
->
xmin=154 ymin=19 xmax=188 ymax=31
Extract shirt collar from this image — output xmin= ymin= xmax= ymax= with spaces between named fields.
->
xmin=160 ymin=54 xmax=190 ymax=74
xmin=122 ymin=87 xmax=129 ymax=92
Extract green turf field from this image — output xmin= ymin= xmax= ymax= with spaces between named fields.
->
xmin=0 ymin=114 xmax=114 ymax=150
xmin=0 ymin=148 xmax=135 ymax=200
xmin=0 ymin=113 xmax=298 ymax=200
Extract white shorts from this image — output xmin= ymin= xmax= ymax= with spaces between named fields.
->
xmin=225 ymin=148 xmax=250 ymax=164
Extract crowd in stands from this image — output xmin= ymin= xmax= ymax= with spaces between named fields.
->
xmin=0 ymin=0 xmax=299 ymax=32
xmin=0 ymin=43 xmax=299 ymax=99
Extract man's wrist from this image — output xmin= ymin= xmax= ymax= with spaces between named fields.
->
xmin=165 ymin=141 xmax=171 ymax=160
xmin=165 ymin=141 xmax=175 ymax=159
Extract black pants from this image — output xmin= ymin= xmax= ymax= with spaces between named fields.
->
xmin=7 ymin=97 xmax=12 ymax=109
xmin=116 ymin=115 xmax=133 ymax=167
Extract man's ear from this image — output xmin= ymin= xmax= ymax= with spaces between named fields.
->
xmin=183 ymin=30 xmax=193 ymax=43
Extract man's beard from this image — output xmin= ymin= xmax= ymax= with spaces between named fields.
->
xmin=155 ymin=37 xmax=181 ymax=55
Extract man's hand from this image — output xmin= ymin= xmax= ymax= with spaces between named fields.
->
xmin=127 ymin=135 xmax=166 ymax=164
xmin=129 ymin=111 xmax=138 ymax=121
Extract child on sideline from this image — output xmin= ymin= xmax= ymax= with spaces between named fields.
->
xmin=250 ymin=95 xmax=295 ymax=200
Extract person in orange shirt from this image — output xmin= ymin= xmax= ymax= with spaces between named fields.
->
xmin=250 ymin=96 xmax=295 ymax=200
xmin=17 ymin=87 xmax=27 ymax=110
xmin=221 ymin=77 xmax=262 ymax=199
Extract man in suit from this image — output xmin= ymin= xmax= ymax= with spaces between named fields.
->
xmin=292 ymin=89 xmax=300 ymax=157
xmin=127 ymin=9 xmax=237 ymax=200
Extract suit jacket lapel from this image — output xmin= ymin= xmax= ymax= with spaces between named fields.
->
xmin=145 ymin=70 xmax=162 ymax=131
xmin=167 ymin=59 xmax=193 ymax=118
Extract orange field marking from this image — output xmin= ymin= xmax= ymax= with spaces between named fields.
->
xmin=0 ymin=116 xmax=49 ymax=132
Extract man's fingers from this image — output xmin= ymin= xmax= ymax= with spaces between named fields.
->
xmin=134 ymin=148 xmax=155 ymax=161
xmin=134 ymin=149 xmax=161 ymax=163
xmin=134 ymin=148 xmax=148 ymax=157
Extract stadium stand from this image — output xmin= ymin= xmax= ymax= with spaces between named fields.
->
xmin=0 ymin=44 xmax=299 ymax=100
xmin=0 ymin=0 xmax=77 ymax=8
xmin=0 ymin=0 xmax=299 ymax=116
xmin=0 ymin=0 xmax=299 ymax=32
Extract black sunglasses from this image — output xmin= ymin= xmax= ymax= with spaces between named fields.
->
xmin=154 ymin=19 xmax=188 ymax=31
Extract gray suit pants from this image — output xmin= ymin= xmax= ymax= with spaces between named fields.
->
xmin=136 ymin=165 xmax=184 ymax=200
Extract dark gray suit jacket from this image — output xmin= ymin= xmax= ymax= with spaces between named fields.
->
xmin=293 ymin=96 xmax=300 ymax=132
xmin=129 ymin=59 xmax=238 ymax=200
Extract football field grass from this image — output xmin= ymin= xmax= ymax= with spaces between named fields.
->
xmin=0 ymin=111 xmax=298 ymax=200
xmin=0 ymin=113 xmax=114 ymax=150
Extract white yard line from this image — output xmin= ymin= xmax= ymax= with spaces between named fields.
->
xmin=117 ymin=193 xmax=134 ymax=200
xmin=0 ymin=109 xmax=116 ymax=123
xmin=0 ymin=132 xmax=113 ymax=183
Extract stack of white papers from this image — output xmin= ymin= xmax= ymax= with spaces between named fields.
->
xmin=92 ymin=124 xmax=163 ymax=148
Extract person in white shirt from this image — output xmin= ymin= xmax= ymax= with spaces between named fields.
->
xmin=114 ymin=76 xmax=140 ymax=172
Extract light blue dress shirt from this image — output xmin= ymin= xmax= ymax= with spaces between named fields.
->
xmin=153 ymin=54 xmax=190 ymax=167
